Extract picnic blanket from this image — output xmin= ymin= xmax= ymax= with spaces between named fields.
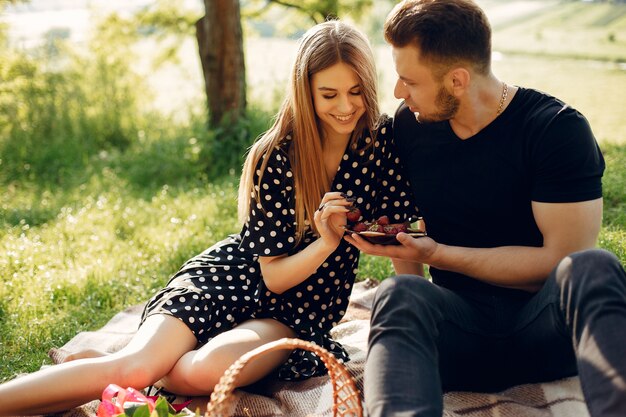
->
xmin=43 ymin=279 xmax=589 ymax=417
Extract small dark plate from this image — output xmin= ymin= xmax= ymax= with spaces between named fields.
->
xmin=346 ymin=229 xmax=427 ymax=245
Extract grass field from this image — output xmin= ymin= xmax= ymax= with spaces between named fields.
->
xmin=490 ymin=1 xmax=626 ymax=62
xmin=2 ymin=144 xmax=624 ymax=382
xmin=1 ymin=0 xmax=626 ymax=383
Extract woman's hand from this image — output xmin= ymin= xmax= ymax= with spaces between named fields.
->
xmin=313 ymin=192 xmax=353 ymax=249
xmin=259 ymin=192 xmax=356 ymax=294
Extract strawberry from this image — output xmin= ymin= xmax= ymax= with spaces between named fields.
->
xmin=383 ymin=223 xmax=408 ymax=235
xmin=346 ymin=208 xmax=362 ymax=223
xmin=352 ymin=222 xmax=368 ymax=232
xmin=377 ymin=215 xmax=390 ymax=225
xmin=383 ymin=225 xmax=397 ymax=234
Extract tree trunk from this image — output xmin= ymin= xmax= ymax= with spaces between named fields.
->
xmin=196 ymin=0 xmax=246 ymax=127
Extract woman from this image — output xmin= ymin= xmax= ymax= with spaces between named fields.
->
xmin=0 ymin=20 xmax=418 ymax=415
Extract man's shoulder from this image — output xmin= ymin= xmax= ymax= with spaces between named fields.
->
xmin=509 ymin=87 xmax=591 ymax=138
xmin=512 ymin=87 xmax=580 ymax=122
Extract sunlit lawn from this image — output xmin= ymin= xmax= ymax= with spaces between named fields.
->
xmin=2 ymin=0 xmax=626 ymax=383
xmin=0 ymin=175 xmax=241 ymax=381
xmin=491 ymin=1 xmax=626 ymax=62
xmin=1 ymin=141 xmax=625 ymax=382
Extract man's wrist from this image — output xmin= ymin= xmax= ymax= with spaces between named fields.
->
xmin=426 ymin=242 xmax=445 ymax=269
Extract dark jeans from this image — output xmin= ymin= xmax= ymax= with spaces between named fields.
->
xmin=364 ymin=249 xmax=626 ymax=417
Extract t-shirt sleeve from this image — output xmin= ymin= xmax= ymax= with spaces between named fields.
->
xmin=372 ymin=119 xmax=421 ymax=223
xmin=239 ymin=146 xmax=298 ymax=256
xmin=530 ymin=106 xmax=605 ymax=203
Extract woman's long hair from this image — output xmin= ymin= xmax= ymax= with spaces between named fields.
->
xmin=238 ymin=20 xmax=380 ymax=241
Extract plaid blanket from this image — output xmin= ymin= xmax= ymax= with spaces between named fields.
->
xmin=44 ymin=279 xmax=589 ymax=417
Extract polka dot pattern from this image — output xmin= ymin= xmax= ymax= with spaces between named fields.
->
xmin=141 ymin=118 xmax=419 ymax=380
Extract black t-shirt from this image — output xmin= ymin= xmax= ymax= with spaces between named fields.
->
xmin=394 ymin=87 xmax=605 ymax=293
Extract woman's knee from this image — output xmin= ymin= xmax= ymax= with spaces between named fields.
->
xmin=181 ymin=320 xmax=295 ymax=391
xmin=180 ymin=345 xmax=238 ymax=391
xmin=104 ymin=353 xmax=164 ymax=389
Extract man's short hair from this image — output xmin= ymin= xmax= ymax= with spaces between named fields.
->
xmin=384 ymin=0 xmax=492 ymax=76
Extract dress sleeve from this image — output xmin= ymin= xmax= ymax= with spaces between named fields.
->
xmin=239 ymin=145 xmax=298 ymax=256
xmin=372 ymin=119 xmax=421 ymax=223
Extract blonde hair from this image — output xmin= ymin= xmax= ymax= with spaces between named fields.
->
xmin=238 ymin=20 xmax=380 ymax=241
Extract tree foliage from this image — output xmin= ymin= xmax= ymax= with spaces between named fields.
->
xmin=2 ymin=0 xmax=392 ymax=132
xmin=245 ymin=0 xmax=377 ymax=24
xmin=133 ymin=0 xmax=200 ymax=66
xmin=0 ymin=12 xmax=147 ymax=184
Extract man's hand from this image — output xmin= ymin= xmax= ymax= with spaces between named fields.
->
xmin=344 ymin=231 xmax=438 ymax=264
xmin=345 ymin=198 xmax=603 ymax=292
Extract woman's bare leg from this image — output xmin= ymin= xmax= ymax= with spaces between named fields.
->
xmin=60 ymin=348 xmax=108 ymax=362
xmin=0 ymin=314 xmax=197 ymax=416
xmin=158 ymin=319 xmax=297 ymax=395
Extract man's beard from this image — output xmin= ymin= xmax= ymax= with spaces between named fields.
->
xmin=415 ymin=85 xmax=459 ymax=124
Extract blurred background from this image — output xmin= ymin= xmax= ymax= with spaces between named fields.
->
xmin=4 ymin=0 xmax=625 ymax=134
xmin=1 ymin=0 xmax=625 ymax=382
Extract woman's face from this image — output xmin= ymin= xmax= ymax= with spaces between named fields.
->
xmin=311 ymin=62 xmax=365 ymax=143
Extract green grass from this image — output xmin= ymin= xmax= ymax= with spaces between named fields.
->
xmin=0 ymin=175 xmax=242 ymax=381
xmin=489 ymin=1 xmax=626 ymax=63
xmin=1 ymin=0 xmax=626 ymax=384
xmin=2 ymin=142 xmax=624 ymax=382
xmin=0 ymin=101 xmax=270 ymax=382
xmin=598 ymin=142 xmax=626 ymax=262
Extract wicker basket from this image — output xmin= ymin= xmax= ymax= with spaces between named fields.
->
xmin=205 ymin=337 xmax=363 ymax=417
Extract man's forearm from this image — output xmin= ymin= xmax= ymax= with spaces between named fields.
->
xmin=428 ymin=244 xmax=573 ymax=292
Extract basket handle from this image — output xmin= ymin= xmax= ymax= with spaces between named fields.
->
xmin=206 ymin=337 xmax=363 ymax=417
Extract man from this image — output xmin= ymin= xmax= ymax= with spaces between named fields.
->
xmin=344 ymin=1 xmax=626 ymax=416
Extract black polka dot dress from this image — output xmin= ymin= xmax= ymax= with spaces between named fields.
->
xmin=141 ymin=117 xmax=419 ymax=380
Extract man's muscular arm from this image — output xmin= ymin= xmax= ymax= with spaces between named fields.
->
xmin=345 ymin=198 xmax=602 ymax=292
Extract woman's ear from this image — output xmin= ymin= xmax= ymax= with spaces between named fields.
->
xmin=445 ymin=67 xmax=470 ymax=96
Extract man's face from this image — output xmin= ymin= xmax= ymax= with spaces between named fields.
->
xmin=391 ymin=45 xmax=459 ymax=123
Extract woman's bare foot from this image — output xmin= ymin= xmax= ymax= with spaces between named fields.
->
xmin=61 ymin=348 xmax=108 ymax=363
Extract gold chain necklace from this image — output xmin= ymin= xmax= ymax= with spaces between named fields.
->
xmin=496 ymin=82 xmax=508 ymax=115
